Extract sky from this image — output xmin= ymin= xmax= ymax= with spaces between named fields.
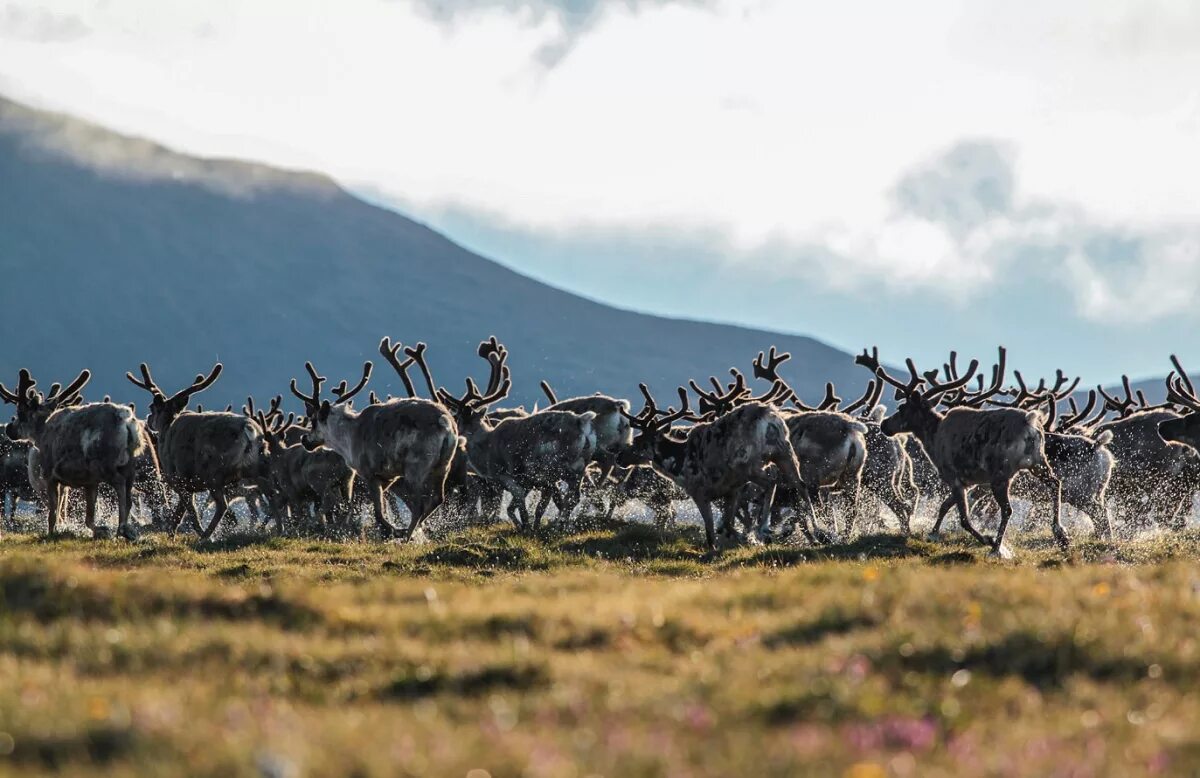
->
xmin=1 ymin=0 xmax=1198 ymax=384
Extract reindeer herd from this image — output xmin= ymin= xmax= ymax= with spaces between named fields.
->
xmin=3 ymin=337 xmax=1200 ymax=558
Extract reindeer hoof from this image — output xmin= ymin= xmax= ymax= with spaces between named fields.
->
xmin=118 ymin=524 xmax=141 ymax=542
xmin=989 ymin=543 xmax=1015 ymax=560
xmin=91 ymin=526 xmax=112 ymax=540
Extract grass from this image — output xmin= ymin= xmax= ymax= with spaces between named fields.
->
xmin=2 ymin=520 xmax=1200 ymax=776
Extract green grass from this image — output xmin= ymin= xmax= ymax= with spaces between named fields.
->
xmin=3 ymin=522 xmax=1200 ymax=776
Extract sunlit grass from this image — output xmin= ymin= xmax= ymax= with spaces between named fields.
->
xmin=3 ymin=522 xmax=1200 ymax=776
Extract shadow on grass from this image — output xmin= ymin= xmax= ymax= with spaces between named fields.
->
xmin=764 ymin=610 xmax=880 ymax=649
xmin=379 ymin=660 xmax=547 ymax=700
xmin=556 ymin=521 xmax=705 ymax=563
xmin=5 ymin=726 xmax=143 ymax=769
xmin=722 ymin=533 xmax=921 ymax=569
xmin=884 ymin=631 xmax=1164 ymax=690
xmin=0 ymin=557 xmax=324 ymax=629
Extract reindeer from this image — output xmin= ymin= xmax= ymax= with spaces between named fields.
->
xmin=839 ymin=378 xmax=919 ymax=534
xmin=963 ymin=375 xmax=1114 ymax=540
xmin=1 ymin=369 xmax=145 ymax=540
xmin=289 ymin=359 xmax=458 ymax=541
xmin=593 ymin=463 xmax=686 ymax=530
xmin=126 ymin=363 xmax=267 ymax=540
xmin=244 ymin=397 xmax=355 ymax=536
xmin=0 ymin=436 xmax=35 ymax=529
xmin=539 ymin=380 xmax=633 ymax=479
xmin=745 ymin=348 xmax=868 ymax=538
xmin=403 ymin=338 xmax=597 ymax=531
xmin=1095 ymin=370 xmax=1200 ymax=533
xmin=1160 ymin=356 xmax=1200 ymax=454
xmin=622 ymin=383 xmax=805 ymax=549
xmin=377 ymin=338 xmax=504 ymax=528
xmin=857 ymin=347 xmax=1065 ymax=557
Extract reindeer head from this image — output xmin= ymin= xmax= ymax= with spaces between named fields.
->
xmin=243 ymin=395 xmax=289 ymax=451
xmin=413 ymin=336 xmax=512 ymax=434
xmin=0 ymin=368 xmax=91 ymax=442
xmin=1159 ymin=355 xmax=1200 ymax=450
xmin=288 ymin=361 xmax=372 ymax=449
xmin=618 ymin=384 xmax=693 ymax=465
xmin=855 ymin=347 xmax=988 ymax=438
xmin=126 ymin=362 xmax=223 ymax=434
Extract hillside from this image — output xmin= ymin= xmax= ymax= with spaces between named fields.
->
xmin=0 ymin=95 xmax=868 ymax=410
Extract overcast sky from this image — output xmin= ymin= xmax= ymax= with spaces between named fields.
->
xmin=1 ymin=0 xmax=1198 ymax=383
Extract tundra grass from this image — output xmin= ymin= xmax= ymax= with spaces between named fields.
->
xmin=2 ymin=522 xmax=1200 ymax=776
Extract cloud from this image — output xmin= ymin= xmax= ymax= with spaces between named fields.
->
xmin=411 ymin=0 xmax=718 ymax=66
xmin=0 ymin=0 xmax=1198 ymax=331
xmin=0 ymin=6 xmax=89 ymax=43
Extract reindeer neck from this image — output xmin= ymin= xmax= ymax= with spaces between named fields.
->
xmin=907 ymin=404 xmax=944 ymax=449
xmin=319 ymin=405 xmax=361 ymax=460
xmin=651 ymin=435 xmax=688 ymax=479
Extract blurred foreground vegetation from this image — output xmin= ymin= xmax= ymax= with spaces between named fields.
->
xmin=2 ymin=522 xmax=1200 ymax=776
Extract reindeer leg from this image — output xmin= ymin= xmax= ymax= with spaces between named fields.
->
xmin=930 ymin=494 xmax=958 ymax=539
xmin=695 ymin=499 xmax=718 ymax=550
xmin=198 ymin=487 xmax=229 ymax=541
xmin=989 ymin=480 xmax=1016 ymax=558
xmin=755 ymin=482 xmax=779 ymax=544
xmin=46 ymin=480 xmax=60 ymax=537
xmin=1087 ymin=495 xmax=1112 ymax=541
xmin=117 ymin=473 xmax=138 ymax=541
xmin=1031 ymin=464 xmax=1067 ymax=551
xmin=952 ymin=486 xmax=993 ymax=549
xmin=369 ymin=481 xmax=399 ymax=539
xmin=83 ymin=485 xmax=100 ymax=539
xmin=510 ymin=484 xmax=534 ymax=532
xmin=532 ymin=489 xmax=555 ymax=530
xmin=166 ymin=493 xmax=188 ymax=536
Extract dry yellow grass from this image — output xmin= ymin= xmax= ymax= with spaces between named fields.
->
xmin=2 ymin=522 xmax=1200 ymax=776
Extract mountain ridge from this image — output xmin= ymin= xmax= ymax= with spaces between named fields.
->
xmin=0 ymin=94 xmax=874 ymax=412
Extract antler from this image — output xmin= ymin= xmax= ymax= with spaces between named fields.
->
xmin=855 ymin=347 xmax=924 ymax=397
xmin=622 ymin=384 xmax=692 ymax=433
xmin=379 ymin=337 xmax=417 ymax=398
xmin=1167 ymin=355 xmax=1200 ymax=413
xmin=539 ymin=380 xmax=558 ymax=405
xmin=842 ymin=378 xmax=883 ymax=416
xmin=173 ymin=364 xmax=223 ymax=404
xmin=289 ymin=362 xmax=325 ymax=410
xmin=1058 ymin=391 xmax=1097 ymax=431
xmin=940 ymin=347 xmax=1005 ymax=408
xmin=752 ymin=347 xmax=791 ymax=383
xmin=1097 ymin=375 xmax=1138 ymax=417
xmin=330 ymin=362 xmax=373 ymax=406
xmin=403 ymin=342 xmax=440 ymax=401
xmin=688 ymin=369 xmax=748 ymax=417
xmin=793 ymin=382 xmax=841 ymax=412
xmin=0 ymin=369 xmax=36 ymax=405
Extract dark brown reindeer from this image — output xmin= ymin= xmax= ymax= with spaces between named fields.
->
xmin=244 ymin=396 xmax=354 ymax=536
xmin=377 ymin=338 xmax=503 ymax=528
xmin=406 ymin=338 xmax=598 ymax=531
xmin=837 ymin=377 xmax=919 ymax=534
xmin=857 ymin=347 xmax=1065 ymax=557
xmin=290 ymin=358 xmax=458 ymax=541
xmin=0 ymin=436 xmax=36 ymax=530
xmin=2 ymin=369 xmax=145 ymax=540
xmin=1160 ymin=355 xmax=1200 ymax=452
xmin=747 ymin=348 xmax=868 ymax=538
xmin=126 ymin=363 xmax=267 ymax=540
xmin=622 ymin=382 xmax=805 ymax=549
xmin=1096 ymin=370 xmax=1200 ymax=533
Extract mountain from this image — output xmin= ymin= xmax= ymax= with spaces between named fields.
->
xmin=0 ymin=95 xmax=874 ymax=413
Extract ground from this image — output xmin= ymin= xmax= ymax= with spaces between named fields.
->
xmin=2 ymin=522 xmax=1200 ymax=777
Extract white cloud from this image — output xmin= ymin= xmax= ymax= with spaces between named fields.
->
xmin=1 ymin=0 xmax=1199 ymax=323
